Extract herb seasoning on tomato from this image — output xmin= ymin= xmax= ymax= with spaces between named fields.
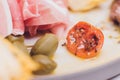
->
xmin=66 ymin=22 xmax=104 ymax=59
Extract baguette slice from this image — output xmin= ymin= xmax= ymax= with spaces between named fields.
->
xmin=0 ymin=36 xmax=38 ymax=80
xmin=68 ymin=0 xmax=105 ymax=11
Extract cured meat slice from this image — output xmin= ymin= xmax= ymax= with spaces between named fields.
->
xmin=0 ymin=0 xmax=69 ymax=38
xmin=0 ymin=0 xmax=12 ymax=37
xmin=110 ymin=0 xmax=120 ymax=25
xmin=18 ymin=0 xmax=69 ymax=37
xmin=7 ymin=0 xmax=24 ymax=35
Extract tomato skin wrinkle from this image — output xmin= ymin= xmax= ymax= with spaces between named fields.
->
xmin=66 ymin=22 xmax=104 ymax=59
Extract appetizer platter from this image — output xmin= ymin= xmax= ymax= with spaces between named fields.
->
xmin=34 ymin=0 xmax=120 ymax=80
xmin=0 ymin=0 xmax=120 ymax=80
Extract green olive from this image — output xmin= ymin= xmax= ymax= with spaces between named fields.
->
xmin=13 ymin=41 xmax=29 ymax=54
xmin=5 ymin=34 xmax=24 ymax=43
xmin=30 ymin=33 xmax=58 ymax=57
xmin=32 ymin=55 xmax=57 ymax=75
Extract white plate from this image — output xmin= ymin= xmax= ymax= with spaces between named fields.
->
xmin=26 ymin=0 xmax=120 ymax=80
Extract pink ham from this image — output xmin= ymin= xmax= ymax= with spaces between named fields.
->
xmin=7 ymin=0 xmax=24 ymax=35
xmin=18 ymin=0 xmax=69 ymax=37
xmin=0 ymin=0 xmax=12 ymax=37
xmin=0 ymin=0 xmax=69 ymax=38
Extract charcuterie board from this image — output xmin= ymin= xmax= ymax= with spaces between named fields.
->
xmin=28 ymin=0 xmax=120 ymax=80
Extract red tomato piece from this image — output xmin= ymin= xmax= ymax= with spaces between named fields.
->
xmin=66 ymin=22 xmax=104 ymax=59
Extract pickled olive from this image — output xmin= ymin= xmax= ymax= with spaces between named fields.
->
xmin=13 ymin=41 xmax=29 ymax=54
xmin=5 ymin=34 xmax=24 ymax=43
xmin=32 ymin=55 xmax=57 ymax=75
xmin=30 ymin=33 xmax=59 ymax=57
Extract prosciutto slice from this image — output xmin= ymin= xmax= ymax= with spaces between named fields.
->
xmin=7 ymin=0 xmax=24 ymax=35
xmin=0 ymin=0 xmax=69 ymax=38
xmin=0 ymin=0 xmax=12 ymax=37
xmin=19 ymin=0 xmax=69 ymax=37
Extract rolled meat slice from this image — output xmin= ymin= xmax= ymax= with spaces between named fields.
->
xmin=0 ymin=0 xmax=12 ymax=37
